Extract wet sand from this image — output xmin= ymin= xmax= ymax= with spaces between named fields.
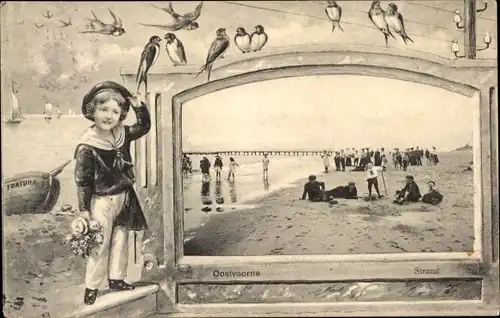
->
xmin=185 ymin=153 xmax=475 ymax=255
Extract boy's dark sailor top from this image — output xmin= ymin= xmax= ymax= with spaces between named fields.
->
xmin=74 ymin=103 xmax=151 ymax=231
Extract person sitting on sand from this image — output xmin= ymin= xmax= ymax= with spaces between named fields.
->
xmin=300 ymin=175 xmax=326 ymax=202
xmin=422 ymin=181 xmax=443 ymax=205
xmin=324 ymin=181 xmax=358 ymax=199
xmin=365 ymin=162 xmax=383 ymax=199
xmin=463 ymin=161 xmax=473 ymax=172
xmin=393 ymin=175 xmax=422 ymax=204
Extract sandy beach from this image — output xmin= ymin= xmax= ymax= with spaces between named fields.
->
xmin=185 ymin=152 xmax=475 ymax=255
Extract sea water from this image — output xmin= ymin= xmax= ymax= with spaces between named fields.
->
xmin=1 ymin=117 xmax=325 ymax=232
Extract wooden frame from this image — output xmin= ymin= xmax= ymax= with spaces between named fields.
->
xmin=119 ymin=46 xmax=498 ymax=316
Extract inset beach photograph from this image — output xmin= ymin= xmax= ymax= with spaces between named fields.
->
xmin=181 ymin=75 xmax=478 ymax=256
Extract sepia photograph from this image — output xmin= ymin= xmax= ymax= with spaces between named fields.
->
xmin=1 ymin=1 xmax=498 ymax=317
xmin=181 ymin=75 xmax=480 ymax=256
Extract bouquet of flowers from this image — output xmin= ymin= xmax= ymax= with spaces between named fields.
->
xmin=65 ymin=217 xmax=104 ymax=258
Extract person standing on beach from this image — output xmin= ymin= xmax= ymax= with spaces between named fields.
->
xmin=340 ymin=149 xmax=346 ymax=171
xmin=227 ymin=157 xmax=240 ymax=181
xmin=214 ymin=155 xmax=223 ymax=182
xmin=74 ymin=81 xmax=150 ymax=305
xmin=334 ymin=151 xmax=341 ymax=171
xmin=200 ymin=157 xmax=211 ymax=182
xmin=354 ymin=150 xmax=360 ymax=167
xmin=262 ymin=153 xmax=270 ymax=179
xmin=365 ymin=162 xmax=383 ymax=200
xmin=321 ymin=150 xmax=331 ymax=173
xmin=374 ymin=148 xmax=382 ymax=167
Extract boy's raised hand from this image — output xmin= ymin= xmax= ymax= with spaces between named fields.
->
xmin=128 ymin=93 xmax=145 ymax=108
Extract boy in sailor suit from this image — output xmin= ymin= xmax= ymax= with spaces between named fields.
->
xmin=74 ymin=81 xmax=151 ymax=305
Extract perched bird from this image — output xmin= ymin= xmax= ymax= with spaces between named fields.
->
xmin=196 ymin=28 xmax=230 ymax=83
xmin=79 ymin=9 xmax=125 ymax=36
xmin=58 ymin=18 xmax=72 ymax=28
xmin=42 ymin=10 xmax=53 ymax=19
xmin=136 ymin=35 xmax=162 ymax=94
xmin=368 ymin=0 xmax=395 ymax=45
xmin=164 ymin=33 xmax=187 ymax=66
xmin=384 ymin=3 xmax=414 ymax=44
xmin=141 ymin=1 xmax=203 ymax=31
xmin=234 ymin=27 xmax=251 ymax=53
xmin=250 ymin=25 xmax=268 ymax=52
xmin=325 ymin=0 xmax=343 ymax=32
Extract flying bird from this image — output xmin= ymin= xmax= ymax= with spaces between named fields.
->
xmin=58 ymin=18 xmax=72 ymax=27
xmin=250 ymin=25 xmax=268 ymax=52
xmin=79 ymin=9 xmax=125 ymax=36
xmin=42 ymin=10 xmax=53 ymax=19
xmin=164 ymin=33 xmax=187 ymax=66
xmin=196 ymin=28 xmax=230 ymax=83
xmin=34 ymin=23 xmax=44 ymax=29
xmin=141 ymin=1 xmax=203 ymax=31
xmin=234 ymin=27 xmax=251 ymax=53
xmin=384 ymin=3 xmax=414 ymax=44
xmin=136 ymin=35 xmax=162 ymax=94
xmin=325 ymin=0 xmax=343 ymax=32
xmin=368 ymin=0 xmax=395 ymax=45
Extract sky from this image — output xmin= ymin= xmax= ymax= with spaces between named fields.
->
xmin=182 ymin=75 xmax=476 ymax=152
xmin=0 ymin=1 xmax=496 ymax=121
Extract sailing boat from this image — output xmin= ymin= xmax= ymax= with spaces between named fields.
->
xmin=56 ymin=104 xmax=62 ymax=119
xmin=6 ymin=82 xmax=24 ymax=124
xmin=44 ymin=102 xmax=53 ymax=120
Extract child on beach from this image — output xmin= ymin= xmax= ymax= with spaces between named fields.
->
xmin=262 ymin=153 xmax=270 ymax=179
xmin=74 ymin=81 xmax=150 ymax=305
xmin=227 ymin=157 xmax=240 ymax=181
xmin=393 ymin=175 xmax=422 ymax=204
xmin=365 ymin=162 xmax=383 ymax=199
xmin=321 ymin=150 xmax=330 ymax=173
xmin=214 ymin=155 xmax=223 ymax=182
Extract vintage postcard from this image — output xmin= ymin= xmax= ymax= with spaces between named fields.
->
xmin=1 ymin=1 xmax=498 ymax=317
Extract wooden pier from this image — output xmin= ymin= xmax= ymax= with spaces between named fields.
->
xmin=182 ymin=150 xmax=331 ymax=156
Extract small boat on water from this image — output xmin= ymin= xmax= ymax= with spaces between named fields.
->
xmin=5 ymin=82 xmax=24 ymax=125
xmin=2 ymin=160 xmax=71 ymax=216
xmin=44 ymin=102 xmax=53 ymax=120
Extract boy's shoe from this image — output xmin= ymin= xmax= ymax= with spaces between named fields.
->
xmin=84 ymin=288 xmax=98 ymax=305
xmin=109 ymin=280 xmax=135 ymax=291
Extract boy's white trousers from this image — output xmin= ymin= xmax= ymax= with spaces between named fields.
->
xmin=85 ymin=192 xmax=129 ymax=290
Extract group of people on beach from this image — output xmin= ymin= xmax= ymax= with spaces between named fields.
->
xmin=300 ymin=173 xmax=443 ymax=206
xmin=184 ymin=153 xmax=270 ymax=182
xmin=305 ymin=145 xmax=444 ymax=206
xmin=320 ymin=146 xmax=439 ymax=173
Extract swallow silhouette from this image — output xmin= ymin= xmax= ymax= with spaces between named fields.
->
xmin=164 ymin=33 xmax=187 ymax=66
xmin=58 ymin=18 xmax=72 ymax=28
xmin=368 ymin=0 xmax=395 ymax=45
xmin=42 ymin=10 xmax=53 ymax=19
xmin=136 ymin=35 xmax=162 ymax=94
xmin=234 ymin=27 xmax=251 ymax=53
xmin=325 ymin=0 xmax=343 ymax=32
xmin=79 ymin=9 xmax=125 ymax=36
xmin=385 ymin=3 xmax=414 ymax=44
xmin=195 ymin=28 xmax=230 ymax=83
xmin=250 ymin=25 xmax=268 ymax=52
xmin=141 ymin=1 xmax=203 ymax=31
